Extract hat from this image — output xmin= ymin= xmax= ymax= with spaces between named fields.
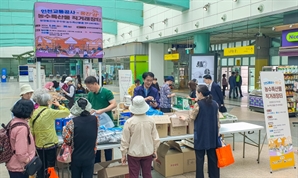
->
xmin=64 ymin=77 xmax=73 ymax=83
xmin=20 ymin=84 xmax=34 ymax=96
xmin=165 ymin=76 xmax=174 ymax=82
xmin=129 ymin=96 xmax=149 ymax=115
xmin=70 ymin=98 xmax=92 ymax=116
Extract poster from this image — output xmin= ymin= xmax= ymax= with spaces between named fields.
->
xmin=118 ymin=70 xmax=133 ymax=101
xmin=33 ymin=68 xmax=46 ymax=90
xmin=191 ymin=55 xmax=215 ymax=84
xmin=260 ymin=72 xmax=295 ymax=171
xmin=34 ymin=2 xmax=103 ymax=58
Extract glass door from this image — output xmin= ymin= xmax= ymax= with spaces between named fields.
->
xmin=249 ymin=67 xmax=255 ymax=92
xmin=240 ymin=66 xmax=248 ymax=94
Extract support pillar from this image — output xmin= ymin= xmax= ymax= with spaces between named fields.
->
xmin=149 ymin=43 xmax=165 ymax=83
xmin=36 ymin=58 xmax=41 ymax=89
xmin=255 ymin=37 xmax=270 ymax=89
xmin=98 ymin=58 xmax=102 ymax=86
xmin=194 ymin=34 xmax=210 ymax=54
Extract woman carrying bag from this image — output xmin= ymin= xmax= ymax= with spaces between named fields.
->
xmin=180 ymin=85 xmax=220 ymax=178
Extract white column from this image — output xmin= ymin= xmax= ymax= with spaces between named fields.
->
xmin=36 ymin=58 xmax=41 ymax=89
xmin=149 ymin=43 xmax=165 ymax=83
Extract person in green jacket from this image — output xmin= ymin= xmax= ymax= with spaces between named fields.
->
xmin=30 ymin=89 xmax=70 ymax=178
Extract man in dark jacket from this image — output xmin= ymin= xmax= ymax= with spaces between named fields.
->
xmin=133 ymin=72 xmax=160 ymax=109
xmin=203 ymin=75 xmax=224 ymax=106
xmin=229 ymin=72 xmax=237 ymax=99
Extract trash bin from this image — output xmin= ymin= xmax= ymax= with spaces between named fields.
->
xmin=1 ymin=68 xmax=7 ymax=83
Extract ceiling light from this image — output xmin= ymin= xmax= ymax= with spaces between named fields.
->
xmin=195 ymin=22 xmax=199 ymax=28
xmin=221 ymin=14 xmax=226 ymax=21
xmin=158 ymin=32 xmax=162 ymax=37
xmin=146 ymin=36 xmax=149 ymax=40
xmin=289 ymin=24 xmax=293 ymax=28
xmin=149 ymin=23 xmax=154 ymax=29
xmin=107 ymin=38 xmax=110 ymax=42
xmin=174 ymin=28 xmax=178 ymax=33
xmin=233 ymin=0 xmax=238 ymax=2
xmin=128 ymin=31 xmax=132 ymax=36
xmin=121 ymin=33 xmax=125 ymax=38
xmin=203 ymin=3 xmax=210 ymax=11
xmin=162 ymin=18 xmax=168 ymax=25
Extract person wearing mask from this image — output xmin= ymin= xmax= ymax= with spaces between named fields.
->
xmin=120 ymin=96 xmax=160 ymax=178
xmin=222 ymin=74 xmax=228 ymax=97
xmin=152 ymin=78 xmax=160 ymax=92
xmin=7 ymin=100 xmax=36 ymax=178
xmin=61 ymin=77 xmax=76 ymax=108
xmin=133 ymin=72 xmax=160 ymax=109
xmin=63 ymin=98 xmax=99 ymax=178
xmin=229 ymin=72 xmax=236 ymax=99
xmin=179 ymin=85 xmax=220 ymax=178
xmin=127 ymin=79 xmax=141 ymax=97
xmin=203 ymin=75 xmax=224 ymax=107
xmin=84 ymin=76 xmax=117 ymax=172
xmin=160 ymin=77 xmax=175 ymax=113
xmin=76 ymin=83 xmax=86 ymax=94
xmin=187 ymin=80 xmax=197 ymax=100
xmin=235 ymin=71 xmax=243 ymax=97
xmin=30 ymin=89 xmax=70 ymax=178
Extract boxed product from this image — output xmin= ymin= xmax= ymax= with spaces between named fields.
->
xmin=94 ymin=159 xmax=129 ymax=178
xmin=174 ymin=111 xmax=193 ymax=134
xmin=177 ymin=141 xmax=196 ymax=173
xmin=151 ymin=115 xmax=171 ymax=138
xmin=168 ymin=114 xmax=188 ymax=136
xmin=154 ymin=141 xmax=184 ymax=177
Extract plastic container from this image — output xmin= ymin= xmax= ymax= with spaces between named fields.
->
xmin=63 ymin=118 xmax=71 ymax=126
xmin=120 ymin=112 xmax=131 ymax=120
xmin=93 ymin=113 xmax=115 ymax=128
xmin=55 ymin=119 xmax=63 ymax=130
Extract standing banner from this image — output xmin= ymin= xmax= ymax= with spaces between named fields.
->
xmin=33 ymin=68 xmax=46 ymax=90
xmin=118 ymin=70 xmax=133 ymax=101
xmin=260 ymin=72 xmax=295 ymax=171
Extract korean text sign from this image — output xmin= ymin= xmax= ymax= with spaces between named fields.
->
xmin=34 ymin=2 xmax=103 ymax=58
xmin=260 ymin=72 xmax=295 ymax=171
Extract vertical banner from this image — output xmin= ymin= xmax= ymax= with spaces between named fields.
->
xmin=118 ymin=70 xmax=133 ymax=101
xmin=33 ymin=68 xmax=46 ymax=90
xmin=260 ymin=72 xmax=295 ymax=171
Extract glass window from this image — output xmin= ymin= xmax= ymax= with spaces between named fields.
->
xmin=218 ymin=44 xmax=222 ymax=50
xmin=242 ymin=57 xmax=249 ymax=66
xmin=250 ymin=57 xmax=255 ymax=66
xmin=281 ymin=56 xmax=288 ymax=65
xmin=236 ymin=41 xmax=242 ymax=47
xmin=221 ymin=58 xmax=227 ymax=66
xmin=243 ymin=40 xmax=249 ymax=46
xmin=271 ymin=56 xmax=280 ymax=65
xmin=211 ymin=45 xmax=214 ymax=51
xmin=229 ymin=43 xmax=234 ymax=48
xmin=222 ymin=43 xmax=227 ymax=49
xmin=228 ymin=58 xmax=234 ymax=66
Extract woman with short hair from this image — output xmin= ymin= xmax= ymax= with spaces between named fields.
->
xmin=30 ymin=89 xmax=70 ymax=178
xmin=7 ymin=99 xmax=36 ymax=178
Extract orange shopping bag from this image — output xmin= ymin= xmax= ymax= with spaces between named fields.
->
xmin=216 ymin=144 xmax=235 ymax=168
xmin=48 ymin=167 xmax=59 ymax=178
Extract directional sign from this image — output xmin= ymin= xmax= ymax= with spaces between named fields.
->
xmin=164 ymin=53 xmax=180 ymax=60
xmin=224 ymin=45 xmax=255 ymax=56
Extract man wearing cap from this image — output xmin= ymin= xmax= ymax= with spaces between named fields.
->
xmin=160 ymin=76 xmax=175 ymax=113
xmin=61 ymin=77 xmax=76 ymax=108
xmin=120 ymin=96 xmax=160 ymax=178
xmin=12 ymin=84 xmax=35 ymax=118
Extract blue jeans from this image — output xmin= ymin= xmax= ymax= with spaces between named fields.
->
xmin=229 ymin=86 xmax=236 ymax=98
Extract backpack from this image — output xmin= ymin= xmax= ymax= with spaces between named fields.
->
xmin=0 ymin=121 xmax=31 ymax=164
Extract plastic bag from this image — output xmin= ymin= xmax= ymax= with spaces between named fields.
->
xmin=93 ymin=113 xmax=114 ymax=128
xmin=146 ymin=106 xmax=164 ymax=116
xmin=57 ymin=143 xmax=72 ymax=163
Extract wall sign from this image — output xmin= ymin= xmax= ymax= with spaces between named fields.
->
xmin=224 ymin=45 xmax=255 ymax=56
xmin=286 ymin=31 xmax=298 ymax=42
xmin=260 ymin=72 xmax=295 ymax=172
xmin=164 ymin=53 xmax=179 ymax=60
xmin=282 ymin=29 xmax=298 ymax=47
xmin=118 ymin=70 xmax=133 ymax=101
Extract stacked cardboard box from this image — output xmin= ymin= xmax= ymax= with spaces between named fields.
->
xmin=151 ymin=115 xmax=171 ymax=138
xmin=94 ymin=159 xmax=129 ymax=178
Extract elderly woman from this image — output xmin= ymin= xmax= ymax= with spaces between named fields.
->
xmin=30 ymin=89 xmax=70 ymax=178
xmin=12 ymin=84 xmax=36 ymax=118
xmin=63 ymin=98 xmax=98 ymax=178
xmin=121 ymin=96 xmax=160 ymax=178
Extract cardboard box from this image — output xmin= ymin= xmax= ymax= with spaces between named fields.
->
xmin=169 ymin=115 xmax=188 ymax=136
xmin=181 ymin=138 xmax=195 ymax=149
xmin=174 ymin=111 xmax=194 ymax=134
xmin=94 ymin=159 xmax=129 ymax=178
xmin=151 ymin=115 xmax=171 ymax=138
xmin=178 ymin=142 xmax=196 ymax=173
xmin=154 ymin=141 xmax=184 ymax=177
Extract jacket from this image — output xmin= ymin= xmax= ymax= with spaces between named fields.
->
xmin=229 ymin=76 xmax=236 ymax=88
xmin=210 ymin=82 xmax=224 ymax=106
xmin=30 ymin=106 xmax=70 ymax=149
xmin=6 ymin=118 xmax=36 ymax=172
xmin=133 ymin=85 xmax=160 ymax=108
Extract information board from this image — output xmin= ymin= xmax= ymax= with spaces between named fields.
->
xmin=118 ymin=70 xmax=133 ymax=101
xmin=260 ymin=72 xmax=295 ymax=171
xmin=34 ymin=2 xmax=103 ymax=58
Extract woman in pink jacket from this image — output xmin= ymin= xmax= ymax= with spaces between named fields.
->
xmin=7 ymin=99 xmax=36 ymax=178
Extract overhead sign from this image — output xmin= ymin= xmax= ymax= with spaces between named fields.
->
xmin=224 ymin=45 xmax=255 ymax=56
xmin=282 ymin=29 xmax=298 ymax=47
xmin=260 ymin=72 xmax=295 ymax=171
xmin=34 ymin=2 xmax=103 ymax=58
xmin=164 ymin=53 xmax=179 ymax=60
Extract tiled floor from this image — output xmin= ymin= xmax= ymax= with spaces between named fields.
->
xmin=0 ymin=82 xmax=297 ymax=178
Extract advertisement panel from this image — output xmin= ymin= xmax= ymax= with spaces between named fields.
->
xmin=260 ymin=72 xmax=295 ymax=171
xmin=34 ymin=2 xmax=102 ymax=58
xmin=282 ymin=29 xmax=298 ymax=47
xmin=191 ymin=55 xmax=216 ymax=84
xmin=118 ymin=70 xmax=133 ymax=101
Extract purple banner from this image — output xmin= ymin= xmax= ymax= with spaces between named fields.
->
xmin=34 ymin=2 xmax=103 ymax=58
xmin=282 ymin=29 xmax=298 ymax=47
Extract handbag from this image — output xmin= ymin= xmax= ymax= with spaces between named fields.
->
xmin=216 ymin=144 xmax=235 ymax=168
xmin=24 ymin=151 xmax=42 ymax=176
xmin=57 ymin=143 xmax=72 ymax=163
